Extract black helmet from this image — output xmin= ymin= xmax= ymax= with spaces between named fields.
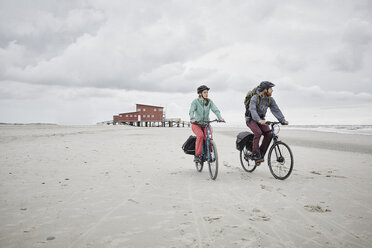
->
xmin=197 ymin=85 xmax=210 ymax=94
xmin=259 ymin=81 xmax=275 ymax=91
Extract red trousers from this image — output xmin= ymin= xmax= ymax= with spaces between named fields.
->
xmin=246 ymin=120 xmax=272 ymax=156
xmin=192 ymin=124 xmax=212 ymax=156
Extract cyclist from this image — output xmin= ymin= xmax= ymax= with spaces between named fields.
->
xmin=246 ymin=81 xmax=288 ymax=161
xmin=189 ymin=85 xmax=225 ymax=163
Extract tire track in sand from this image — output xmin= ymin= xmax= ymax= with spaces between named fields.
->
xmin=68 ymin=182 xmax=146 ymax=248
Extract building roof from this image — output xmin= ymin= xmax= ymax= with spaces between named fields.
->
xmin=118 ymin=111 xmax=139 ymax=115
xmin=136 ymin=103 xmax=164 ymax=108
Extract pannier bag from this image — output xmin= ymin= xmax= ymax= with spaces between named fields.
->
xmin=236 ymin=132 xmax=254 ymax=151
xmin=182 ymin=135 xmax=196 ymax=155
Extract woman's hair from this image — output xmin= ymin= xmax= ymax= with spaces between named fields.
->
xmin=198 ymin=93 xmax=210 ymax=106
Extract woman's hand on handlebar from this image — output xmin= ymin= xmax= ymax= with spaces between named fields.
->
xmin=219 ymin=118 xmax=225 ymax=123
xmin=190 ymin=119 xmax=196 ymax=124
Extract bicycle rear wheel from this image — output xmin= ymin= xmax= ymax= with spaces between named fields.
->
xmin=208 ymin=140 xmax=218 ymax=180
xmin=240 ymin=147 xmax=257 ymax=172
xmin=267 ymin=141 xmax=293 ymax=180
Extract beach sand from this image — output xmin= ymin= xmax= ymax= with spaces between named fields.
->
xmin=1 ymin=124 xmax=371 ymax=247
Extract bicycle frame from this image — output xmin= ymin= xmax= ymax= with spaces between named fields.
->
xmin=202 ymin=125 xmax=213 ymax=162
xmin=195 ymin=121 xmax=215 ymax=162
xmin=260 ymin=121 xmax=282 ymax=161
xmin=262 ymin=121 xmax=280 ymax=157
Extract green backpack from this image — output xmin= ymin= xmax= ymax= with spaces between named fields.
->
xmin=244 ymin=86 xmax=271 ymax=117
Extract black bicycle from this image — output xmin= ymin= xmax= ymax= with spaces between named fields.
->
xmin=240 ymin=121 xmax=294 ymax=180
xmin=194 ymin=119 xmax=224 ymax=180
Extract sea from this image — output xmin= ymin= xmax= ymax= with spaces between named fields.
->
xmin=223 ymin=123 xmax=372 ymax=136
xmin=284 ymin=125 xmax=372 ymax=135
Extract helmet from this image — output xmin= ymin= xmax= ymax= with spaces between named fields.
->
xmin=259 ymin=81 xmax=275 ymax=91
xmin=197 ymin=85 xmax=210 ymax=94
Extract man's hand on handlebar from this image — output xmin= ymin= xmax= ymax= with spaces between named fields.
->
xmin=259 ymin=120 xmax=266 ymax=125
xmin=264 ymin=120 xmax=289 ymax=125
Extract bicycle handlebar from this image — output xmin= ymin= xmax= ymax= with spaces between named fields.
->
xmin=194 ymin=119 xmax=225 ymax=125
xmin=265 ymin=121 xmax=282 ymax=125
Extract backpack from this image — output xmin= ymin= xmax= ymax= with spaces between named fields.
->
xmin=236 ymin=131 xmax=254 ymax=151
xmin=182 ymin=135 xmax=196 ymax=155
xmin=244 ymin=86 xmax=271 ymax=117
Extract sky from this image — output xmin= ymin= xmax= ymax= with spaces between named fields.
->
xmin=1 ymin=0 xmax=372 ymax=125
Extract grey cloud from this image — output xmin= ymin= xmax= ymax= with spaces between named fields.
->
xmin=0 ymin=0 xmax=372 ymax=96
xmin=0 ymin=0 xmax=281 ymax=92
xmin=1 ymin=3 xmax=223 ymax=91
xmin=275 ymin=81 xmax=372 ymax=110
xmin=330 ymin=18 xmax=372 ymax=72
xmin=0 ymin=80 xmax=49 ymax=100
xmin=0 ymin=0 xmax=105 ymax=63
xmin=274 ymin=53 xmax=307 ymax=72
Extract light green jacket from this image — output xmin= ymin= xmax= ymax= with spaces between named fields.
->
xmin=189 ymin=98 xmax=222 ymax=123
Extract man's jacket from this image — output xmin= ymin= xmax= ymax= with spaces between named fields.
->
xmin=248 ymin=90 xmax=285 ymax=123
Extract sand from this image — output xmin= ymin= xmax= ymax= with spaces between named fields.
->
xmin=0 ymin=124 xmax=371 ymax=247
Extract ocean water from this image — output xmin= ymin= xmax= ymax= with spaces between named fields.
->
xmin=218 ymin=123 xmax=372 ymax=135
xmin=285 ymin=125 xmax=372 ymax=135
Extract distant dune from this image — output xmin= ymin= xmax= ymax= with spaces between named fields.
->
xmin=0 ymin=122 xmax=57 ymax=125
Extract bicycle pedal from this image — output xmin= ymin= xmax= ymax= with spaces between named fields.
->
xmin=255 ymin=159 xmax=264 ymax=165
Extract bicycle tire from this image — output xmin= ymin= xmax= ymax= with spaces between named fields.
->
xmin=267 ymin=141 xmax=294 ymax=180
xmin=195 ymin=160 xmax=204 ymax=172
xmin=240 ymin=147 xmax=257 ymax=172
xmin=208 ymin=140 xmax=218 ymax=180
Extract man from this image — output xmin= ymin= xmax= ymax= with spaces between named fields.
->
xmin=246 ymin=81 xmax=288 ymax=161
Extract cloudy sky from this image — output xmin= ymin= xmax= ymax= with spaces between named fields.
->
xmin=1 ymin=0 xmax=371 ymax=125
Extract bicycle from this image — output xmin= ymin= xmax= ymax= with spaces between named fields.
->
xmin=240 ymin=121 xmax=294 ymax=180
xmin=193 ymin=119 xmax=224 ymax=180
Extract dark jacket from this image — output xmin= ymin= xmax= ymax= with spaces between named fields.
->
xmin=247 ymin=90 xmax=285 ymax=123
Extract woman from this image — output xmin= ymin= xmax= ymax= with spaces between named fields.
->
xmin=189 ymin=85 xmax=225 ymax=163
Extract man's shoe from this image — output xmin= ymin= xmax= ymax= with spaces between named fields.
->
xmin=252 ymin=154 xmax=263 ymax=161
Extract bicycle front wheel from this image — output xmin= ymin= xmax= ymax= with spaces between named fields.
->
xmin=240 ymin=147 xmax=257 ymax=172
xmin=267 ymin=141 xmax=294 ymax=180
xmin=195 ymin=160 xmax=204 ymax=172
xmin=208 ymin=140 xmax=218 ymax=180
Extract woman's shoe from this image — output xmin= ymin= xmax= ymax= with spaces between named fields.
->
xmin=194 ymin=155 xmax=202 ymax=163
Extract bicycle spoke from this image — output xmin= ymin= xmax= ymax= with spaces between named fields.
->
xmin=240 ymin=147 xmax=256 ymax=172
xmin=268 ymin=142 xmax=293 ymax=180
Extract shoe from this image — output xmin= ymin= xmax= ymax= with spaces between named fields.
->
xmin=251 ymin=154 xmax=263 ymax=161
xmin=194 ymin=155 xmax=202 ymax=163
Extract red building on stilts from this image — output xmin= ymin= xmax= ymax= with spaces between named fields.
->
xmin=113 ymin=104 xmax=165 ymax=127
